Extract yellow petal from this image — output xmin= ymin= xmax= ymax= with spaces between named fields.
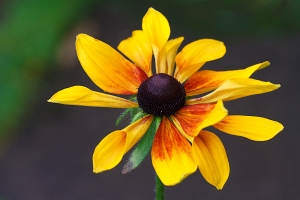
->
xmin=171 ymin=100 xmax=227 ymax=137
xmin=170 ymin=120 xmax=194 ymax=143
xmin=76 ymin=34 xmax=148 ymax=95
xmin=118 ymin=30 xmax=153 ymax=76
xmin=157 ymin=37 xmax=184 ymax=75
xmin=93 ymin=115 xmax=153 ymax=173
xmin=214 ymin=115 xmax=284 ymax=141
xmin=151 ymin=117 xmax=197 ymax=186
xmin=142 ymin=8 xmax=170 ymax=57
xmin=93 ymin=130 xmax=126 ymax=173
xmin=123 ymin=115 xmax=154 ymax=152
xmin=48 ymin=86 xmax=138 ymax=108
xmin=186 ymin=78 xmax=280 ymax=104
xmin=184 ymin=61 xmax=270 ymax=96
xmin=174 ymin=39 xmax=226 ymax=83
xmin=193 ymin=130 xmax=229 ymax=189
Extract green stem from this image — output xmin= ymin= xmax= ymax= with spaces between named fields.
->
xmin=155 ymin=174 xmax=165 ymax=200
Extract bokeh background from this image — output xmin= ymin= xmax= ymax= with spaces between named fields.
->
xmin=0 ymin=0 xmax=299 ymax=199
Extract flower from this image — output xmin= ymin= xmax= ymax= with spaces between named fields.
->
xmin=48 ymin=8 xmax=283 ymax=189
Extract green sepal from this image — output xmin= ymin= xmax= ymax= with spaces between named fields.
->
xmin=116 ymin=95 xmax=139 ymax=126
xmin=116 ymin=108 xmax=134 ymax=126
xmin=116 ymin=107 xmax=147 ymax=126
xmin=131 ymin=109 xmax=147 ymax=123
xmin=122 ymin=116 xmax=162 ymax=174
xmin=129 ymin=95 xmax=137 ymax=102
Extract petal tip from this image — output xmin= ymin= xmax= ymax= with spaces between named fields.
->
xmin=274 ymin=122 xmax=284 ymax=136
xmin=92 ymin=166 xmax=104 ymax=174
xmin=256 ymin=61 xmax=271 ymax=70
xmin=276 ymin=84 xmax=281 ymax=88
xmin=216 ymin=184 xmax=225 ymax=190
xmin=47 ymin=95 xmax=61 ymax=103
xmin=148 ymin=7 xmax=158 ymax=13
xmin=264 ymin=61 xmax=270 ymax=66
xmin=47 ymin=98 xmax=55 ymax=103
xmin=76 ymin=33 xmax=85 ymax=42
xmin=279 ymin=123 xmax=284 ymax=131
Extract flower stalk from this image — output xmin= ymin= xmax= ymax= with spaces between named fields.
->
xmin=156 ymin=173 xmax=165 ymax=200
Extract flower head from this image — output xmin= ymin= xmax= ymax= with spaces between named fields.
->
xmin=48 ymin=8 xmax=283 ymax=189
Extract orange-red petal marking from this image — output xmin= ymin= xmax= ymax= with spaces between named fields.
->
xmin=184 ymin=61 xmax=270 ymax=96
xmin=187 ymin=78 xmax=280 ymax=104
xmin=172 ymin=100 xmax=227 ymax=137
xmin=151 ymin=117 xmax=197 ymax=186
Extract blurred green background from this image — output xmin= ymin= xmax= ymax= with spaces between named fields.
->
xmin=0 ymin=0 xmax=299 ymax=199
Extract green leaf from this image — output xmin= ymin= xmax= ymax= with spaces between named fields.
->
xmin=122 ymin=116 xmax=162 ymax=174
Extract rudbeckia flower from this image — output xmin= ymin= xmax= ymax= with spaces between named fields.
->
xmin=48 ymin=8 xmax=283 ymax=189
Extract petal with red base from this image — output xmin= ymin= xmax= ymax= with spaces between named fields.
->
xmin=186 ymin=78 xmax=280 ymax=104
xmin=151 ymin=117 xmax=196 ymax=186
xmin=172 ymin=100 xmax=227 ymax=137
xmin=184 ymin=61 xmax=270 ymax=96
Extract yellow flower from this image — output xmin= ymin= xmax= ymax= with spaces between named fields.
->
xmin=48 ymin=8 xmax=283 ymax=189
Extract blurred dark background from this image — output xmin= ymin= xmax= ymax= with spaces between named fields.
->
xmin=0 ymin=0 xmax=299 ymax=199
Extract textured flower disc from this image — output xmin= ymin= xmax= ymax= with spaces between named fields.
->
xmin=137 ymin=73 xmax=186 ymax=116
